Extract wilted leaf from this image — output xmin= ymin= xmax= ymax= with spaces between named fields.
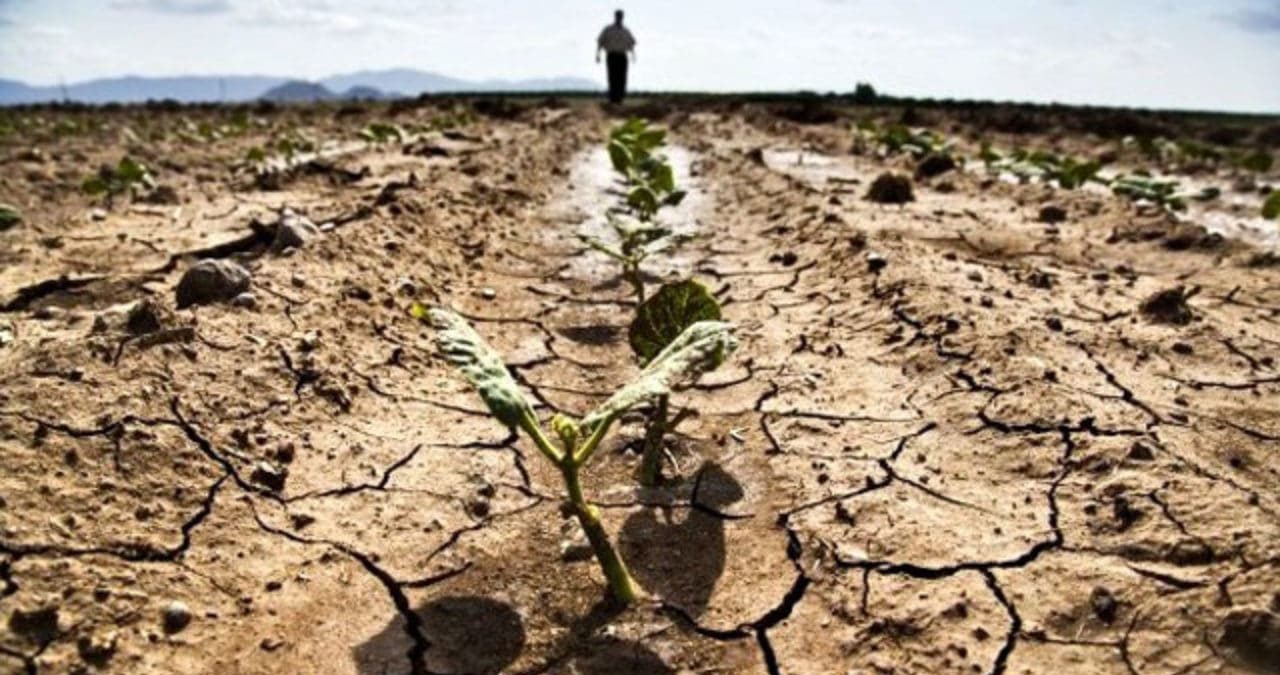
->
xmin=629 ymin=280 xmax=721 ymax=364
xmin=582 ymin=321 xmax=736 ymax=431
xmin=417 ymin=306 xmax=534 ymax=430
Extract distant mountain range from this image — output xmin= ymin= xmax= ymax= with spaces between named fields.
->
xmin=0 ymin=69 xmax=599 ymax=105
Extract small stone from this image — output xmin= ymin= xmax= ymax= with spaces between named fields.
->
xmin=162 ymin=600 xmax=192 ymax=634
xmin=250 ymin=462 xmax=287 ymax=492
xmin=89 ymin=208 xmax=108 ymax=221
xmin=1046 ymin=317 xmax=1064 ymax=332
xmin=394 ymin=277 xmax=418 ymax=296
xmin=271 ymin=214 xmax=320 ymax=252
xmin=126 ymin=299 xmax=162 ymax=335
xmin=230 ymin=292 xmax=257 ymax=309
xmin=1090 ymin=586 xmax=1118 ymax=624
xmin=480 ymin=287 xmax=497 ymax=300
xmin=260 ymin=636 xmax=286 ymax=651
xmin=866 ymin=251 xmax=887 ymax=273
xmin=265 ymin=580 xmax=283 ymax=592
xmin=175 ymin=260 xmax=251 ymax=309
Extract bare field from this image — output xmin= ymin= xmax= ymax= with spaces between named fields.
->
xmin=1 ymin=98 xmax=1278 ymax=675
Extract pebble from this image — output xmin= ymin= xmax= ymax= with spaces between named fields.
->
xmin=230 ymin=292 xmax=257 ymax=309
xmin=271 ymin=213 xmax=320 ymax=252
xmin=175 ymin=260 xmax=251 ymax=308
xmin=480 ymin=287 xmax=497 ymax=300
xmin=162 ymin=600 xmax=192 ymax=634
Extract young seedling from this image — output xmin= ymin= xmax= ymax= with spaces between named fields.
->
xmin=82 ymin=157 xmax=154 ymax=206
xmin=628 ymin=280 xmax=725 ymax=486
xmin=417 ymin=306 xmax=737 ymax=603
xmin=360 ymin=122 xmax=407 ymax=145
xmin=608 ymin=118 xmax=687 ymax=222
xmin=584 ymin=118 xmax=689 ymax=302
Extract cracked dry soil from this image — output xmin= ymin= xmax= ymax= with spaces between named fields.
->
xmin=1 ymin=100 xmax=1278 ymax=675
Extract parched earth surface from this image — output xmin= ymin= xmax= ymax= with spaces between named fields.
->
xmin=1 ymin=100 xmax=1279 ymax=675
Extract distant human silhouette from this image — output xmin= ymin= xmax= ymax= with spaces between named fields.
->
xmin=596 ymin=9 xmax=636 ymax=104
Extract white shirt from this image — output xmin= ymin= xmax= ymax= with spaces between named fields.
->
xmin=598 ymin=24 xmax=636 ymax=53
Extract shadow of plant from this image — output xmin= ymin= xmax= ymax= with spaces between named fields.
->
xmin=618 ymin=462 xmax=746 ymax=616
xmin=352 ymin=595 xmax=525 ymax=675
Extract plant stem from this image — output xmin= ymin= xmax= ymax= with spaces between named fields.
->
xmin=560 ymin=460 xmax=638 ymax=604
xmin=638 ymin=394 xmax=668 ymax=486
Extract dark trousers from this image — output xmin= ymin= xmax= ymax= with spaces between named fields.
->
xmin=606 ymin=53 xmax=628 ymax=103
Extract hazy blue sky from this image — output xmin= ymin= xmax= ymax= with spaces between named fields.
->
xmin=1 ymin=0 xmax=1277 ymax=112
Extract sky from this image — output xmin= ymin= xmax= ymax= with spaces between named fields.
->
xmin=0 ymin=0 xmax=1277 ymax=112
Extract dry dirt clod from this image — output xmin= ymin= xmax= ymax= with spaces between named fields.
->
xmin=126 ymin=298 xmax=163 ymax=335
xmin=915 ymin=152 xmax=956 ymax=179
xmin=865 ymin=172 xmax=915 ymax=204
xmin=175 ymin=259 xmax=252 ymax=309
xmin=1139 ymin=286 xmax=1198 ymax=325
xmin=162 ymin=600 xmax=192 ymax=634
xmin=9 ymin=600 xmax=61 ymax=644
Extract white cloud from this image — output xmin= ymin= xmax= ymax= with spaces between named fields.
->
xmin=111 ymin=0 xmax=233 ymax=14
xmin=237 ymin=0 xmax=415 ymax=34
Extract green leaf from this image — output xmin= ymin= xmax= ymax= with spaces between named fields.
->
xmin=651 ymin=163 xmax=676 ymax=193
xmin=663 ymin=190 xmax=687 ymax=207
xmin=582 ymin=321 xmax=737 ymax=431
xmin=81 ymin=176 xmax=109 ymax=195
xmin=626 ymin=185 xmax=658 ymax=218
xmin=608 ymin=139 xmax=632 ymax=174
xmin=1263 ymin=192 xmax=1280 ymax=220
xmin=629 ymin=280 xmax=722 ymax=364
xmin=116 ymin=157 xmax=148 ymax=183
xmin=0 ymin=203 xmax=21 ymax=230
xmin=245 ymin=146 xmax=267 ymax=163
xmin=636 ymin=128 xmax=666 ymax=151
xmin=418 ymin=306 xmax=535 ymax=430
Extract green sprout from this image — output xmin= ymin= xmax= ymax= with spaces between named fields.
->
xmin=628 ymin=280 xmax=725 ymax=486
xmin=417 ymin=306 xmax=737 ymax=603
xmin=608 ymin=118 xmax=687 ymax=222
xmin=584 ymin=118 xmax=689 ymax=302
xmin=360 ymin=122 xmax=407 ymax=145
xmin=1110 ymin=173 xmax=1187 ymax=212
xmin=82 ymin=157 xmax=154 ymax=204
xmin=579 ymin=215 xmax=683 ymax=303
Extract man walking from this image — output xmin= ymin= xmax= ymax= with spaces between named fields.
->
xmin=596 ymin=10 xmax=636 ymax=104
